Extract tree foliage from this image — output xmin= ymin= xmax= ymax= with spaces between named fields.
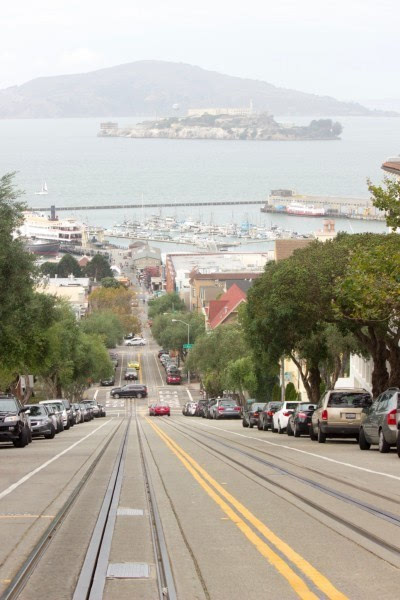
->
xmin=369 ymin=176 xmax=400 ymax=231
xmin=148 ymin=292 xmax=186 ymax=319
xmin=89 ymin=286 xmax=140 ymax=335
xmin=80 ymin=311 xmax=125 ymax=348
xmin=83 ymin=254 xmax=113 ymax=280
xmin=101 ymin=276 xmax=121 ymax=288
xmin=151 ymin=312 xmax=204 ymax=353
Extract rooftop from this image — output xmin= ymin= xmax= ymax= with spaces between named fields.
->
xmin=208 ymin=284 xmax=247 ymax=329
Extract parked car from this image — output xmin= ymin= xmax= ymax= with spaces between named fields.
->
xmin=195 ymin=400 xmax=208 ymax=416
xmin=124 ymin=333 xmax=135 ymax=340
xmin=272 ymin=402 xmax=301 ymax=434
xmin=149 ymin=404 xmax=170 ymax=416
xmin=210 ymin=398 xmax=242 ymax=420
xmin=359 ymin=388 xmax=400 ymax=453
xmin=72 ymin=403 xmax=83 ymax=424
xmin=158 ymin=349 xmax=168 ymax=358
xmin=242 ymin=402 xmax=267 ymax=428
xmin=203 ymin=399 xmax=217 ymax=419
xmin=79 ymin=403 xmax=92 ymax=422
xmin=81 ymin=400 xmax=101 ymax=417
xmin=182 ymin=402 xmax=197 ymax=416
xmin=0 ymin=394 xmax=31 ymax=447
xmin=257 ymin=402 xmax=283 ymax=431
xmin=167 ymin=373 xmax=181 ymax=385
xmin=40 ymin=400 xmax=68 ymax=430
xmin=125 ymin=338 xmax=146 ymax=346
xmin=28 ymin=404 xmax=56 ymax=439
xmin=111 ymin=384 xmax=148 ymax=399
xmin=124 ymin=369 xmax=138 ymax=381
xmin=287 ymin=403 xmax=316 ymax=437
xmin=100 ymin=376 xmax=115 ymax=386
xmin=310 ymin=388 xmax=372 ymax=443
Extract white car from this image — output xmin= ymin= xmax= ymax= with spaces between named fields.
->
xmin=125 ymin=338 xmax=146 ymax=346
xmin=40 ymin=400 xmax=68 ymax=430
xmin=272 ymin=401 xmax=301 ymax=434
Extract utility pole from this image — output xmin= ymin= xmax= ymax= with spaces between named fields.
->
xmin=280 ymin=357 xmax=285 ymax=403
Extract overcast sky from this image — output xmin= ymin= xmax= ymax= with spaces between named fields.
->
xmin=1 ymin=0 xmax=399 ymax=101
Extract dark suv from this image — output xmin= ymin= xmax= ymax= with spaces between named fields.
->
xmin=0 ymin=395 xmax=31 ymax=447
xmin=111 ymin=384 xmax=147 ymax=399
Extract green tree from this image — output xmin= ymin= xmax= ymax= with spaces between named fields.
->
xmin=57 ymin=253 xmax=82 ymax=277
xmin=80 ymin=311 xmax=125 ymax=348
xmin=89 ymin=286 xmax=140 ymax=335
xmin=148 ymin=292 xmax=186 ymax=319
xmin=272 ymin=384 xmax=281 ymax=403
xmin=40 ymin=262 xmax=59 ymax=277
xmin=224 ymin=356 xmax=258 ymax=402
xmin=285 ymin=382 xmax=298 ymax=401
xmin=101 ymin=276 xmax=121 ymax=288
xmin=368 ymin=176 xmax=400 ymax=230
xmin=151 ymin=312 xmax=204 ymax=354
xmin=84 ymin=254 xmax=113 ymax=280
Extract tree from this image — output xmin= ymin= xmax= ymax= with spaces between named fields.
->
xmin=272 ymin=384 xmax=281 ymax=403
xmin=148 ymin=292 xmax=186 ymax=319
xmin=224 ymin=356 xmax=258 ymax=402
xmin=57 ymin=254 xmax=82 ymax=277
xmin=101 ymin=276 xmax=121 ymax=288
xmin=151 ymin=312 xmax=204 ymax=354
xmin=84 ymin=254 xmax=113 ymax=280
xmin=285 ymin=382 xmax=298 ymax=401
xmin=369 ymin=176 xmax=400 ymax=230
xmin=89 ymin=286 xmax=141 ymax=335
xmin=186 ymin=324 xmax=248 ymax=396
xmin=40 ymin=262 xmax=59 ymax=277
xmin=80 ymin=311 xmax=124 ymax=348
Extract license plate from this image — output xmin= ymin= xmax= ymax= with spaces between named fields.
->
xmin=226 ymin=408 xmax=233 ymax=411
xmin=345 ymin=413 xmax=356 ymax=419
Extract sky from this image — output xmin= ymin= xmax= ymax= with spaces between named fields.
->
xmin=1 ymin=0 xmax=399 ymax=102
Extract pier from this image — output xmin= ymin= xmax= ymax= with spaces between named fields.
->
xmin=29 ymin=200 xmax=266 ymax=212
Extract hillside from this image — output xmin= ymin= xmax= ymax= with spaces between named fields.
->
xmin=0 ymin=61 xmax=395 ymax=119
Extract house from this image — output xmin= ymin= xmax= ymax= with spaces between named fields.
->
xmin=189 ymin=271 xmax=261 ymax=313
xmin=37 ymin=275 xmax=91 ymax=319
xmin=131 ymin=244 xmax=162 ymax=270
xmin=207 ymin=284 xmax=248 ymax=329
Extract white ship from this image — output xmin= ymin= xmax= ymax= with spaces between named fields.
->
xmin=18 ymin=212 xmax=84 ymax=245
xmin=286 ymin=202 xmax=326 ymax=217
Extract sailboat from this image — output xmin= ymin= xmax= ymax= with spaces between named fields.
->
xmin=35 ymin=181 xmax=48 ymax=195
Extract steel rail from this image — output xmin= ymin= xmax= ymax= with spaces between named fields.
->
xmin=0 ymin=418 xmax=124 ymax=600
xmin=135 ymin=406 xmax=178 ymax=600
xmin=161 ymin=419 xmax=400 ymax=560
xmin=73 ymin=417 xmax=130 ymax=600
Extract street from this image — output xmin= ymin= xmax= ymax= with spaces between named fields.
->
xmin=1 ymin=329 xmax=400 ymax=600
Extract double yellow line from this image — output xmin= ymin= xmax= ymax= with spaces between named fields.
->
xmin=145 ymin=418 xmax=348 ymax=600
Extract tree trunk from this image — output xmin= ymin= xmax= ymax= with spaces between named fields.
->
xmin=386 ymin=340 xmax=400 ymax=388
xmin=290 ymin=354 xmax=321 ymax=403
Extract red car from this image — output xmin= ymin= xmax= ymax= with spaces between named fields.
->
xmin=149 ymin=404 xmax=170 ymax=416
xmin=166 ymin=373 xmax=181 ymax=385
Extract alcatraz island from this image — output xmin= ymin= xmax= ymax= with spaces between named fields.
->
xmin=98 ymin=111 xmax=343 ymax=142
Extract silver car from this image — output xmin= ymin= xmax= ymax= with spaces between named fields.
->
xmin=359 ymin=387 xmax=400 ymax=453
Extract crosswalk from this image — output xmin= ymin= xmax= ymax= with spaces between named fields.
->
xmin=157 ymin=387 xmax=181 ymax=409
xmin=105 ymin=399 xmax=125 ymax=409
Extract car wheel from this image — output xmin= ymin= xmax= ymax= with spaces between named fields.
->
xmin=242 ymin=418 xmax=248 ymax=428
xmin=378 ymin=429 xmax=390 ymax=453
xmin=27 ymin=427 xmax=32 ymax=443
xmin=397 ymin=431 xmax=400 ymax=458
xmin=317 ymin=425 xmax=326 ymax=443
xmin=294 ymin=423 xmax=301 ymax=438
xmin=263 ymin=423 xmax=268 ymax=431
xmin=271 ymin=423 xmax=277 ymax=433
xmin=13 ymin=427 xmax=29 ymax=448
xmin=257 ymin=420 xmax=263 ymax=430
xmin=358 ymin=428 xmax=370 ymax=450
xmin=287 ymin=422 xmax=294 ymax=436
xmin=114 ymin=394 xmax=120 ymax=399
xmin=44 ymin=425 xmax=56 ymax=439
xmin=249 ymin=421 xmax=254 ymax=428
xmin=137 ymin=393 xmax=143 ymax=399
xmin=310 ymin=425 xmax=317 ymax=441
xmin=278 ymin=421 xmax=284 ymax=434
xmin=64 ymin=422 xmax=70 ymax=431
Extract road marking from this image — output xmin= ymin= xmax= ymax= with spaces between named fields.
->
xmin=194 ymin=422 xmax=400 ymax=482
xmin=0 ymin=420 xmax=113 ymax=501
xmin=146 ymin=418 xmax=347 ymax=600
xmin=93 ymin=389 xmax=98 ymax=401
xmin=186 ymin=389 xmax=194 ymax=402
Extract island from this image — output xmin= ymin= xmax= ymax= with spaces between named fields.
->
xmin=98 ymin=113 xmax=343 ymax=141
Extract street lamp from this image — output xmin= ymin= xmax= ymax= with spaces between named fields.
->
xmin=171 ymin=319 xmax=190 ymax=385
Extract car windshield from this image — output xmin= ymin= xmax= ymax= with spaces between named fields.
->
xmin=327 ymin=393 xmax=370 ymax=408
xmin=50 ymin=403 xmax=62 ymax=411
xmin=251 ymin=403 xmax=265 ymax=410
xmin=0 ymin=399 xmax=18 ymax=412
xmin=286 ymin=403 xmax=299 ymax=409
xmin=298 ymin=403 xmax=315 ymax=411
xmin=221 ymin=400 xmax=237 ymax=406
xmin=29 ymin=406 xmax=47 ymax=416
xmin=268 ymin=403 xmax=282 ymax=410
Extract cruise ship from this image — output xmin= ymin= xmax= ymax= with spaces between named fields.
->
xmin=18 ymin=212 xmax=84 ymax=246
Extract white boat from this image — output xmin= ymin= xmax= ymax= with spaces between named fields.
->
xmin=35 ymin=181 xmax=48 ymax=195
xmin=18 ymin=212 xmax=84 ymax=245
xmin=286 ymin=202 xmax=325 ymax=217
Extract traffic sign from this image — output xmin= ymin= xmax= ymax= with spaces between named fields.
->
xmin=183 ymin=343 xmax=194 ymax=349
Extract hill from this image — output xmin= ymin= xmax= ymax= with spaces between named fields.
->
xmin=0 ymin=61 xmax=395 ymax=119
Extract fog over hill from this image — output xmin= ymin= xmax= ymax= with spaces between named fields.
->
xmin=0 ymin=60 xmax=395 ymax=119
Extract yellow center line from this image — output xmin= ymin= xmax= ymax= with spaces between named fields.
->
xmin=145 ymin=418 xmax=348 ymax=600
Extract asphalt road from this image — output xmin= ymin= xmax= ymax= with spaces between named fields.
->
xmin=1 ymin=294 xmax=400 ymax=598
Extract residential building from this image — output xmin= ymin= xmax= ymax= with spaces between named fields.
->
xmin=131 ymin=244 xmax=162 ymax=270
xmin=207 ymin=284 xmax=247 ymax=329
xmin=189 ymin=272 xmax=261 ymax=313
xmin=37 ymin=275 xmax=91 ymax=319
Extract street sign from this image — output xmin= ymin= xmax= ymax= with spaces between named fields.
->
xmin=183 ymin=343 xmax=194 ymax=349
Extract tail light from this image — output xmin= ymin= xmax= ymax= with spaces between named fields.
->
xmin=387 ymin=409 xmax=397 ymax=425
xmin=218 ymin=406 xmax=225 ymax=411
xmin=322 ymin=409 xmax=328 ymax=421
xmin=283 ymin=411 xmax=291 ymax=417
xmin=298 ymin=412 xmax=307 ymax=419
xmin=253 ymin=412 xmax=259 ymax=417
xmin=234 ymin=406 xmax=241 ymax=411
xmin=267 ymin=411 xmax=273 ymax=416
